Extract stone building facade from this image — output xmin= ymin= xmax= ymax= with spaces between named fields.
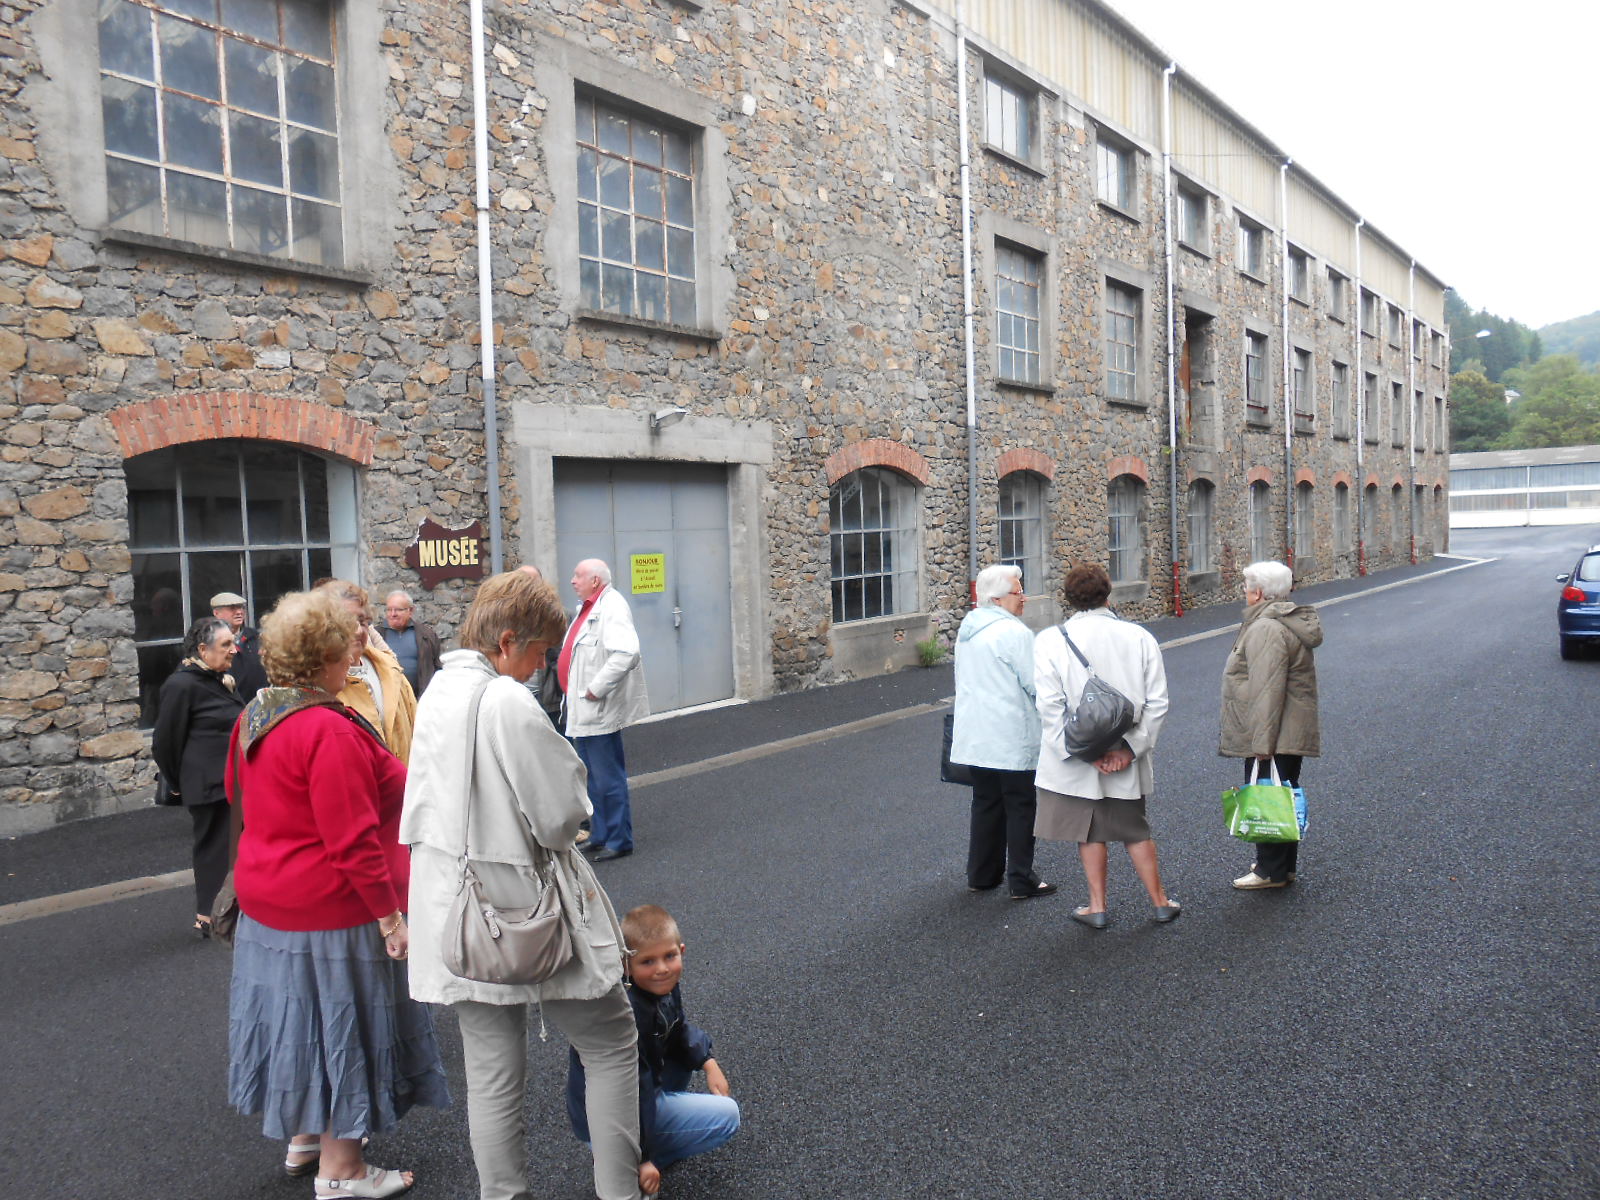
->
xmin=1 ymin=0 xmax=1450 ymax=831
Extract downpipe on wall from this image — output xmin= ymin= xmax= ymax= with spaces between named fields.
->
xmin=470 ymin=0 xmax=505 ymax=574
xmin=955 ymin=0 xmax=979 ymax=601
xmin=1161 ymin=62 xmax=1182 ymax=616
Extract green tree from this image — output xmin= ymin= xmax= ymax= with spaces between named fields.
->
xmin=1501 ymin=355 xmax=1600 ymax=449
xmin=1448 ymin=370 xmax=1511 ymax=451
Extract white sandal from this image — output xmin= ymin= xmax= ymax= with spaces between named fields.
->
xmin=315 ymin=1164 xmax=414 ymax=1199
xmin=285 ymin=1141 xmax=321 ymax=1178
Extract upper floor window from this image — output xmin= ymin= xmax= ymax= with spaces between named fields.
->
xmin=996 ymin=243 xmax=1043 ymax=386
xmin=1105 ymin=282 xmax=1140 ymax=403
xmin=1237 ymin=216 xmax=1265 ymax=277
xmin=1363 ymin=371 xmax=1379 ymax=444
xmin=577 ymin=95 xmax=697 ymax=325
xmin=1293 ymin=348 xmax=1314 ymax=434
xmin=1176 ymin=183 xmax=1207 ymax=251
xmin=1327 ymin=269 xmax=1347 ymax=320
xmin=829 ymin=467 xmax=918 ymax=624
xmin=1331 ymin=361 xmax=1351 ymax=439
xmin=1288 ymin=247 xmax=1310 ymax=302
xmin=98 ymin=0 xmax=343 ymax=264
xmin=1412 ymin=320 xmax=1426 ymax=359
xmin=998 ymin=471 xmax=1047 ymax=594
xmin=1107 ymin=475 xmax=1146 ymax=584
xmin=1390 ymin=381 xmax=1405 ymax=445
xmin=1095 ymin=133 xmax=1135 ymax=211
xmin=983 ymin=71 xmax=1034 ymax=163
xmin=127 ymin=439 xmax=359 ymax=726
xmin=1245 ymin=331 xmax=1269 ymax=424
xmin=1361 ymin=290 xmax=1378 ymax=335
xmin=1431 ymin=331 xmax=1444 ymax=367
xmin=1387 ymin=304 xmax=1403 ymax=346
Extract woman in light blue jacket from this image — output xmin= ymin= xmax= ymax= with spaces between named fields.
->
xmin=949 ymin=564 xmax=1055 ymax=900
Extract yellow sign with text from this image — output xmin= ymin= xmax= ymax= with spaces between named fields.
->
xmin=630 ymin=553 xmax=666 ymax=594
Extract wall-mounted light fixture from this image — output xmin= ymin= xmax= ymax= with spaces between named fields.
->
xmin=650 ymin=406 xmax=689 ymax=432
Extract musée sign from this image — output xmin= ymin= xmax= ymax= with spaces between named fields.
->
xmin=404 ymin=518 xmax=487 ymax=589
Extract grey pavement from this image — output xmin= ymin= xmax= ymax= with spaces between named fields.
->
xmin=3 ymin=525 xmax=1597 ymax=1200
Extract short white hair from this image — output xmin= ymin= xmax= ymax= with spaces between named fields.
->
xmin=974 ymin=563 xmax=1022 ymax=605
xmin=1243 ymin=560 xmax=1293 ymax=600
xmin=579 ymin=559 xmax=613 ymax=585
xmin=385 ymin=591 xmax=413 ymax=608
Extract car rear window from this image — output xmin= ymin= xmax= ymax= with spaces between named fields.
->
xmin=1578 ymin=556 xmax=1600 ymax=583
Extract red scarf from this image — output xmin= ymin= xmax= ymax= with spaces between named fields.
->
xmin=557 ymin=586 xmax=604 ymax=693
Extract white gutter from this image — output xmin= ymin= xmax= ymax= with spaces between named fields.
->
xmin=955 ymin=0 xmax=979 ymax=593
xmin=469 ymin=0 xmax=505 ymax=574
xmin=1161 ymin=62 xmax=1181 ymax=614
xmin=1279 ymin=158 xmax=1293 ymax=567
xmin=1353 ymin=216 xmax=1365 ymax=574
xmin=1407 ymin=258 xmax=1417 ymax=563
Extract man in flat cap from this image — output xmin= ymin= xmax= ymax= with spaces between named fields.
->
xmin=210 ymin=591 xmax=267 ymax=700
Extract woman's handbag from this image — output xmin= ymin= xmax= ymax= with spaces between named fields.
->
xmin=1060 ymin=626 xmax=1137 ymax=761
xmin=441 ymin=678 xmax=575 ymax=987
xmin=939 ymin=712 xmax=973 ymax=785
xmin=211 ymin=740 xmax=245 ymax=947
xmin=1222 ymin=760 xmax=1302 ymax=843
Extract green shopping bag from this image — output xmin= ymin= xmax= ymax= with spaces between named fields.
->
xmin=1222 ymin=761 xmax=1302 ymax=843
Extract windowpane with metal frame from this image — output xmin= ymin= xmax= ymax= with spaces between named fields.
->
xmin=1106 ymin=283 xmax=1138 ymax=402
xmin=1334 ymin=483 xmax=1351 ymax=553
xmin=1249 ymin=481 xmax=1273 ymax=562
xmin=1108 ymin=475 xmax=1144 ymax=583
xmin=998 ymin=472 xmax=1046 ymax=593
xmin=1245 ymin=332 xmax=1268 ymax=422
xmin=829 ymin=468 xmax=918 ymax=623
xmin=983 ymin=73 xmax=1031 ymax=160
xmin=1295 ymin=483 xmax=1315 ymax=562
xmin=127 ymin=440 xmax=358 ymax=726
xmin=996 ymin=244 xmax=1042 ymax=385
xmin=98 ymin=0 xmax=344 ymax=264
xmin=1331 ymin=361 xmax=1351 ymax=438
xmin=1187 ymin=480 xmax=1214 ymax=574
xmin=1096 ymin=138 xmax=1132 ymax=208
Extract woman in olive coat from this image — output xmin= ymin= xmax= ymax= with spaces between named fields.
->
xmin=152 ymin=616 xmax=246 ymax=936
xmin=1220 ymin=561 xmax=1323 ymax=889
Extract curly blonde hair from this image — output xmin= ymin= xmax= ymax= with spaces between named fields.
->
xmin=316 ymin=578 xmax=371 ymax=622
xmin=459 ymin=570 xmax=568 ymax=655
xmin=259 ymin=589 xmax=358 ymax=687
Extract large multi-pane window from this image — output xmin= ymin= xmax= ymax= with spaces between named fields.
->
xmin=1363 ymin=371 xmax=1379 ymax=443
xmin=1245 ymin=331 xmax=1269 ymax=423
xmin=1249 ymin=481 xmax=1273 ymax=563
xmin=128 ymin=440 xmax=359 ymax=725
xmin=1327 ymin=269 xmax=1347 ymax=319
xmin=576 ymin=95 xmax=696 ymax=325
xmin=1107 ymin=475 xmax=1145 ymax=584
xmin=829 ymin=468 xmax=918 ymax=623
xmin=1295 ymin=482 xmax=1315 ymax=564
xmin=1293 ymin=348 xmax=1314 ymax=432
xmin=1360 ymin=290 xmax=1378 ymax=334
xmin=1187 ymin=480 xmax=1215 ymax=574
xmin=996 ymin=244 xmax=1042 ymax=385
xmin=1176 ymin=184 xmax=1207 ymax=249
xmin=998 ymin=472 xmax=1046 ymax=594
xmin=1095 ymin=136 xmax=1133 ymax=209
xmin=1390 ymin=381 xmax=1405 ymax=445
xmin=97 ymin=0 xmax=343 ymax=264
xmin=1331 ymin=361 xmax=1351 ymax=439
xmin=1237 ymin=217 xmax=1264 ymax=276
xmin=1288 ymin=248 xmax=1310 ymax=301
xmin=1106 ymin=282 xmax=1139 ymax=402
xmin=1334 ymin=482 xmax=1351 ymax=554
xmin=983 ymin=72 xmax=1032 ymax=161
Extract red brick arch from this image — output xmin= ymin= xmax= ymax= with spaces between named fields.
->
xmin=1332 ymin=470 xmax=1354 ymax=488
xmin=823 ymin=438 xmax=930 ymax=486
xmin=110 ymin=391 xmax=378 ymax=464
xmin=1364 ymin=473 xmax=1381 ymax=490
xmin=1247 ymin=465 xmax=1275 ymax=486
xmin=996 ymin=448 xmax=1055 ymax=481
xmin=1106 ymin=454 xmax=1149 ymax=483
xmin=1294 ymin=468 xmax=1316 ymax=487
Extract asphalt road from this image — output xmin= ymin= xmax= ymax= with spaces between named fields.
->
xmin=3 ymin=525 xmax=1596 ymax=1200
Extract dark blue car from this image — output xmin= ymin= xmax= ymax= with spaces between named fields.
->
xmin=1557 ymin=543 xmax=1600 ymax=659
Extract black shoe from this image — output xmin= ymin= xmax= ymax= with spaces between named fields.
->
xmin=967 ymin=882 xmax=1001 ymax=893
xmin=590 ymin=847 xmax=633 ymax=863
xmin=1010 ymin=880 xmax=1058 ymax=901
xmin=1070 ymin=907 xmax=1110 ymax=929
xmin=580 ymin=841 xmax=607 ymax=857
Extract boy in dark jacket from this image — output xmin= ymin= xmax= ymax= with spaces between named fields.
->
xmin=567 ymin=905 xmax=740 ymax=1190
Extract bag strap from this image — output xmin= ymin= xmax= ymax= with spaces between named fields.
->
xmin=1248 ymin=759 xmax=1283 ymax=787
xmin=457 ymin=677 xmax=494 ymax=863
xmin=226 ymin=731 xmax=245 ymax=869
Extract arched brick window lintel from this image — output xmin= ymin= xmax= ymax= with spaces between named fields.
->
xmin=1364 ymin=473 xmax=1381 ymax=490
xmin=1332 ymin=471 xmax=1354 ymax=489
xmin=997 ymin=448 xmax=1055 ymax=481
xmin=1106 ymin=454 xmax=1150 ymax=483
xmin=110 ymin=392 xmax=378 ymax=465
xmin=1246 ymin=465 xmax=1275 ymax=486
xmin=822 ymin=438 xmax=930 ymax=487
xmin=1294 ymin=468 xmax=1317 ymax=487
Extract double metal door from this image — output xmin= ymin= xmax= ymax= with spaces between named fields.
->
xmin=553 ymin=460 xmax=734 ymax=714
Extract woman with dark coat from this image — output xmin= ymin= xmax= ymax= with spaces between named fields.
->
xmin=152 ymin=616 xmax=245 ymax=938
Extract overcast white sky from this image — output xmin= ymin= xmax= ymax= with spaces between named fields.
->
xmin=1103 ymin=0 xmax=1599 ymax=330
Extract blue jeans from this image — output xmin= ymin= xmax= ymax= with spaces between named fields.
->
xmin=575 ymin=731 xmax=633 ymax=853
xmin=646 ymin=1063 xmax=740 ymax=1168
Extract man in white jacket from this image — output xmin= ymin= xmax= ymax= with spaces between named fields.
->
xmin=560 ymin=559 xmax=650 ymax=861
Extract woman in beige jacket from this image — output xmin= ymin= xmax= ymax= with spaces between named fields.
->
xmin=1220 ymin=560 xmax=1323 ymax=890
xmin=401 ymin=571 xmax=647 ymax=1200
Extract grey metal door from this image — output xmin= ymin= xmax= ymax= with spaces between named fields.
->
xmin=553 ymin=460 xmax=734 ymax=713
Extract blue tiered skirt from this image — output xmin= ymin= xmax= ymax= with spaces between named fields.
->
xmin=228 ymin=915 xmax=451 ymax=1140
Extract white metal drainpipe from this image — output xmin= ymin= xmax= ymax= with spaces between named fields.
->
xmin=1407 ymin=259 xmax=1417 ymax=564
xmin=955 ymin=0 xmax=979 ymax=597
xmin=1161 ymin=62 xmax=1181 ymax=615
xmin=1279 ymin=159 xmax=1293 ymax=570
xmin=470 ymin=0 xmax=505 ymax=574
xmin=1353 ymin=217 xmax=1365 ymax=574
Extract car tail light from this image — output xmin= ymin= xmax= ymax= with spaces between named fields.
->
xmin=1562 ymin=585 xmax=1586 ymax=602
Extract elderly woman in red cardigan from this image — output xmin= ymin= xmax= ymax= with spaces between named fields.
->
xmin=226 ymin=588 xmax=448 ymax=1199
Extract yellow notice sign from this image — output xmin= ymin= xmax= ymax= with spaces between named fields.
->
xmin=630 ymin=553 xmax=667 ymax=594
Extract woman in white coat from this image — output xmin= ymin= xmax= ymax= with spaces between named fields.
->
xmin=1034 ymin=564 xmax=1179 ymax=929
xmin=401 ymin=570 xmax=649 ymax=1200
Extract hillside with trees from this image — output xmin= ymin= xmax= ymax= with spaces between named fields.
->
xmin=1446 ymin=293 xmax=1600 ymax=452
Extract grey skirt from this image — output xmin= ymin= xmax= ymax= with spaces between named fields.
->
xmin=228 ymin=914 xmax=451 ymax=1140
xmin=1035 ymin=786 xmax=1151 ymax=844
